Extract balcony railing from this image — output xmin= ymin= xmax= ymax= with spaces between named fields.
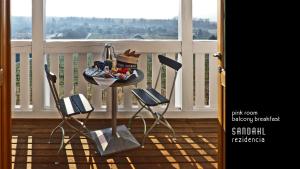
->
xmin=11 ymin=40 xmax=217 ymax=118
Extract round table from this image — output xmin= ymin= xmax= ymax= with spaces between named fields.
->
xmin=84 ymin=69 xmax=144 ymax=87
xmin=83 ymin=68 xmax=144 ymax=156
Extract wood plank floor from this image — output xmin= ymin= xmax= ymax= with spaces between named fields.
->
xmin=12 ymin=119 xmax=218 ymax=169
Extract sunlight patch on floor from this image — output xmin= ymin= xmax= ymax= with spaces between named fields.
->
xmin=65 ymin=136 xmax=77 ymax=169
xmin=166 ymin=135 xmax=203 ymax=169
xmin=26 ymin=136 xmax=32 ymax=169
xmin=197 ymin=134 xmax=217 ymax=149
xmin=150 ymin=136 xmax=180 ymax=168
xmin=79 ymin=136 xmax=98 ymax=169
xmin=126 ymin=157 xmax=136 ymax=169
xmin=106 ymin=159 xmax=118 ymax=169
xmin=11 ymin=136 xmax=18 ymax=169
xmin=183 ymin=136 xmax=215 ymax=163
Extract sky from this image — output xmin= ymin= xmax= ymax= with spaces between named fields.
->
xmin=11 ymin=0 xmax=217 ymax=21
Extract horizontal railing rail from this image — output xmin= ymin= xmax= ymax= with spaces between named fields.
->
xmin=11 ymin=40 xmax=217 ymax=118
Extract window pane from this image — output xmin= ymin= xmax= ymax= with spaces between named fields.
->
xmin=11 ymin=0 xmax=32 ymax=39
xmin=193 ymin=0 xmax=217 ymax=40
xmin=46 ymin=0 xmax=179 ymax=39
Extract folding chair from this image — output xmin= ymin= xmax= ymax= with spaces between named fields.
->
xmin=128 ymin=55 xmax=182 ymax=147
xmin=44 ymin=64 xmax=94 ymax=155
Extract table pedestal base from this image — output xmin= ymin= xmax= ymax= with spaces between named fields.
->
xmin=90 ymin=125 xmax=140 ymax=156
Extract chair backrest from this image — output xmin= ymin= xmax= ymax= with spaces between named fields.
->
xmin=44 ymin=64 xmax=60 ymax=111
xmin=154 ymin=55 xmax=182 ymax=100
xmin=158 ymin=55 xmax=182 ymax=71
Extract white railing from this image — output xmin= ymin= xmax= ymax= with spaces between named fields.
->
xmin=11 ymin=40 xmax=217 ymax=118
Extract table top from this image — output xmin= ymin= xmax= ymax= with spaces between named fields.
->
xmin=83 ymin=68 xmax=144 ymax=87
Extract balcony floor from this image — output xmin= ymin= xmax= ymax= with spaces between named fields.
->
xmin=12 ymin=119 xmax=218 ymax=169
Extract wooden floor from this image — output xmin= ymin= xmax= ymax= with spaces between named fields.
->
xmin=12 ymin=119 xmax=218 ymax=169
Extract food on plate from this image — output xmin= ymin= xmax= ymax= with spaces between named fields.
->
xmin=104 ymin=73 xmax=114 ymax=78
xmin=118 ymin=73 xmax=127 ymax=80
xmin=117 ymin=68 xmax=129 ymax=74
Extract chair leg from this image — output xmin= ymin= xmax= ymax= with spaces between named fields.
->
xmin=62 ymin=132 xmax=78 ymax=148
xmin=55 ymin=112 xmax=95 ymax=155
xmin=135 ymin=115 xmax=147 ymax=135
xmin=128 ymin=106 xmax=145 ymax=130
xmin=56 ymin=121 xmax=92 ymax=155
xmin=71 ymin=111 xmax=92 ymax=130
xmin=159 ymin=117 xmax=176 ymax=141
xmin=65 ymin=119 xmax=93 ymax=139
xmin=49 ymin=120 xmax=64 ymax=144
xmin=81 ymin=112 xmax=91 ymax=132
xmin=57 ymin=119 xmax=95 ymax=155
xmin=141 ymin=119 xmax=159 ymax=148
xmin=57 ymin=126 xmax=65 ymax=155
xmin=68 ymin=112 xmax=93 ymax=141
xmin=48 ymin=120 xmax=67 ymax=155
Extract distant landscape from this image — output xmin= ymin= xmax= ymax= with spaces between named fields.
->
xmin=11 ymin=16 xmax=217 ymax=40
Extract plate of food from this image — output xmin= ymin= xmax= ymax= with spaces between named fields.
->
xmin=85 ymin=66 xmax=137 ymax=81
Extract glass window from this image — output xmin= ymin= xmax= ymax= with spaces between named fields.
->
xmin=193 ymin=0 xmax=217 ymax=40
xmin=46 ymin=0 xmax=179 ymax=39
xmin=11 ymin=0 xmax=32 ymax=39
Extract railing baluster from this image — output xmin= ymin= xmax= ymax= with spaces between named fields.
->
xmin=123 ymin=52 xmax=135 ymax=109
xmin=11 ymin=52 xmax=16 ymax=110
xmin=64 ymin=53 xmax=73 ymax=96
xmin=135 ymin=53 xmax=148 ymax=108
xmin=175 ymin=54 xmax=183 ymax=109
xmin=20 ymin=52 xmax=30 ymax=110
xmin=44 ymin=54 xmax=50 ymax=108
xmin=166 ymin=53 xmax=176 ymax=109
xmin=179 ymin=50 xmax=194 ymax=110
xmin=50 ymin=53 xmax=60 ymax=109
xmin=152 ymin=53 xmax=161 ymax=91
xmin=138 ymin=53 xmax=147 ymax=89
xmin=78 ymin=53 xmax=88 ymax=95
xmin=195 ymin=53 xmax=205 ymax=109
xmin=209 ymin=54 xmax=218 ymax=108
xmin=91 ymin=53 xmax=102 ymax=110
xmin=123 ymin=86 xmax=132 ymax=110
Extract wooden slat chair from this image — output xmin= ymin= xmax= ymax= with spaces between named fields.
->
xmin=44 ymin=64 xmax=95 ymax=155
xmin=128 ymin=55 xmax=182 ymax=147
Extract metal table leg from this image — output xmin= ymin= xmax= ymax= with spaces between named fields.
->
xmin=89 ymin=86 xmax=140 ymax=156
xmin=111 ymin=87 xmax=117 ymax=136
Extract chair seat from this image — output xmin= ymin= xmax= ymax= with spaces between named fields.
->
xmin=59 ymin=94 xmax=94 ymax=117
xmin=132 ymin=88 xmax=169 ymax=106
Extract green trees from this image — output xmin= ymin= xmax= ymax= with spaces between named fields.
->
xmin=12 ymin=17 xmax=217 ymax=40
